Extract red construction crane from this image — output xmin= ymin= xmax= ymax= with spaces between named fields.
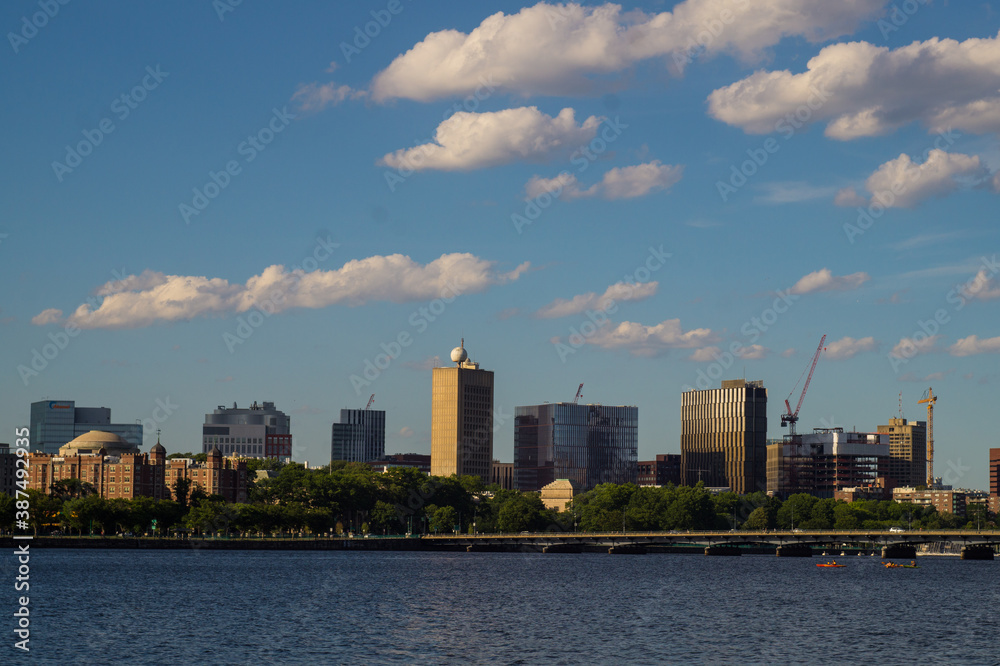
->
xmin=365 ymin=394 xmax=375 ymax=410
xmin=573 ymin=383 xmax=584 ymax=404
xmin=781 ymin=334 xmax=826 ymax=437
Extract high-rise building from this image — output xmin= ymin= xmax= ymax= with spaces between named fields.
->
xmin=202 ymin=401 xmax=292 ymax=461
xmin=681 ymin=379 xmax=767 ymax=494
xmin=766 ymin=429 xmax=890 ymax=499
xmin=29 ymin=400 xmax=143 ymax=454
xmin=431 ymin=340 xmax=494 ymax=483
xmin=990 ymin=448 xmax=999 ymax=497
xmin=514 ymin=403 xmax=638 ymax=492
xmin=877 ymin=418 xmax=927 ymax=488
xmin=491 ymin=460 xmax=514 ymax=490
xmin=331 ymin=409 xmax=385 ymax=463
xmin=0 ymin=443 xmax=16 ymax=498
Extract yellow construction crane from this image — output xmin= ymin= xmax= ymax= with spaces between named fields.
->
xmin=917 ymin=388 xmax=938 ymax=487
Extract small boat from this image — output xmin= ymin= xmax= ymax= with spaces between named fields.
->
xmin=884 ymin=562 xmax=919 ymax=569
xmin=817 ymin=562 xmax=845 ymax=568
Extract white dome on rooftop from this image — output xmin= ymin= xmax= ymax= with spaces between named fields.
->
xmin=450 ymin=346 xmax=468 ymax=363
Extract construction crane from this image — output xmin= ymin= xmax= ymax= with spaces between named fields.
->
xmin=364 ymin=394 xmax=375 ymax=410
xmin=918 ymin=387 xmax=938 ymax=487
xmin=573 ymin=383 xmax=584 ymax=404
xmin=781 ymin=334 xmax=826 ymax=437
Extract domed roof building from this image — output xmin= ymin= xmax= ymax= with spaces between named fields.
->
xmin=58 ymin=430 xmax=139 ymax=457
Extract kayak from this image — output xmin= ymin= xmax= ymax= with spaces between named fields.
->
xmin=817 ymin=563 xmax=845 ymax=567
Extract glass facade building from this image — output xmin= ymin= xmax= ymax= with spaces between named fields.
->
xmin=514 ymin=403 xmax=637 ymax=492
xmin=331 ymin=409 xmax=385 ymax=463
xmin=29 ymin=400 xmax=142 ymax=454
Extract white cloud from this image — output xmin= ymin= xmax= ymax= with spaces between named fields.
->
xmin=525 ymin=161 xmax=683 ymax=201
xmin=42 ymin=253 xmax=529 ymax=330
xmin=378 ymin=107 xmax=600 ymax=171
xmin=580 ymin=318 xmax=719 ymax=356
xmin=781 ymin=347 xmax=796 ymax=358
xmin=948 ymin=335 xmax=1000 ymax=356
xmin=535 ymin=281 xmax=658 ymax=318
xmin=399 ymin=426 xmax=415 ymax=438
xmin=960 ymin=268 xmax=1000 ymax=301
xmin=31 ymin=308 xmax=63 ymax=325
xmin=736 ymin=344 xmax=769 ymax=360
xmin=708 ymin=32 xmax=1000 ymax=138
xmin=790 ymin=268 xmax=870 ymax=294
xmin=861 ymin=150 xmax=986 ymax=208
xmin=834 ymin=187 xmax=868 ymax=207
xmin=890 ymin=334 xmax=942 ymax=359
xmin=825 ymin=336 xmax=878 ymax=360
xmin=689 ymin=346 xmax=722 ymax=362
xmin=370 ymin=1 xmax=889 ymax=102
xmin=291 ymin=82 xmax=365 ymax=112
xmin=755 ymin=181 xmax=837 ymax=204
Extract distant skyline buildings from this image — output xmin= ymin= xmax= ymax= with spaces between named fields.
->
xmin=331 ymin=408 xmax=385 ymax=463
xmin=681 ymin=380 xmax=767 ymax=494
xmin=202 ymin=401 xmax=292 ymax=461
xmin=430 ymin=341 xmax=494 ymax=484
xmin=878 ymin=418 xmax=928 ymax=489
xmin=29 ymin=400 xmax=142 ymax=455
xmin=514 ymin=402 xmax=638 ymax=492
xmin=767 ymin=429 xmax=889 ymax=499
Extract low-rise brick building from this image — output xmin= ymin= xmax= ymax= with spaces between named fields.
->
xmin=28 ymin=431 xmax=246 ymax=503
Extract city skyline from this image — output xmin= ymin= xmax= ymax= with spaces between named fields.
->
xmin=3 ymin=2 xmax=999 ymax=490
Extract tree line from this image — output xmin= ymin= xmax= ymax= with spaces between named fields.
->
xmin=3 ymin=461 xmax=995 ymax=536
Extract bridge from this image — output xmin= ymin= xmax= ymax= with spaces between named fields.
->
xmin=422 ymin=530 xmax=1000 ymax=559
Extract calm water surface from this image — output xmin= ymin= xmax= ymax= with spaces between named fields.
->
xmin=11 ymin=549 xmax=999 ymax=664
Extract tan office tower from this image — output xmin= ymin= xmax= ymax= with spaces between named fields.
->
xmin=681 ymin=379 xmax=767 ymax=494
xmin=431 ymin=340 xmax=494 ymax=483
xmin=877 ymin=417 xmax=927 ymax=487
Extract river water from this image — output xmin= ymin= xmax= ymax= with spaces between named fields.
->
xmin=13 ymin=549 xmax=999 ymax=664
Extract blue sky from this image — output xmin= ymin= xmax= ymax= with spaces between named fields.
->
xmin=2 ymin=1 xmax=998 ymax=490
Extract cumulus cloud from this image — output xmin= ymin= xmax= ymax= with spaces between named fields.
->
xmin=291 ymin=82 xmax=366 ymax=112
xmin=689 ymin=346 xmax=722 ymax=362
xmin=524 ymin=161 xmax=683 ymax=201
xmin=535 ymin=281 xmax=658 ymax=318
xmin=736 ymin=344 xmax=769 ymax=360
xmin=378 ymin=107 xmax=600 ymax=171
xmin=834 ymin=187 xmax=868 ymax=207
xmin=38 ymin=253 xmax=529 ymax=330
xmin=577 ymin=318 xmax=719 ymax=356
xmin=948 ymin=335 xmax=1000 ymax=356
xmin=890 ymin=334 xmax=942 ymax=360
xmin=790 ymin=268 xmax=870 ymax=294
xmin=370 ymin=1 xmax=889 ymax=102
xmin=31 ymin=308 xmax=63 ymax=325
xmin=960 ymin=268 xmax=1000 ymax=301
xmin=781 ymin=347 xmax=796 ymax=358
xmin=708 ymin=32 xmax=1000 ymax=138
xmin=825 ymin=336 xmax=878 ymax=360
xmin=845 ymin=150 xmax=987 ymax=208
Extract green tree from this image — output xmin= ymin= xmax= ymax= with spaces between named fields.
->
xmin=744 ymin=506 xmax=773 ymax=530
xmin=428 ymin=506 xmax=457 ymax=534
